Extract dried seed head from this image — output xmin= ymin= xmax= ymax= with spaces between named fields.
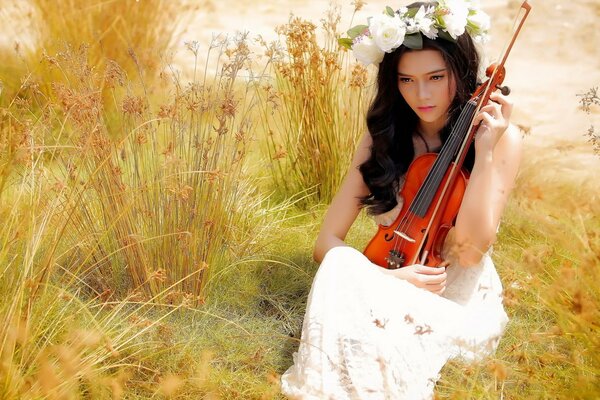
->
xmin=157 ymin=103 xmax=176 ymax=119
xmin=104 ymin=60 xmax=126 ymax=88
xmin=349 ymin=63 xmax=368 ymax=88
xmin=149 ymin=268 xmax=167 ymax=283
xmin=273 ymin=145 xmax=287 ymax=160
xmin=121 ymin=95 xmax=147 ymax=117
xmin=352 ymin=0 xmax=366 ymax=12
xmin=53 ymin=83 xmax=103 ymax=128
xmin=220 ymin=93 xmax=238 ymax=117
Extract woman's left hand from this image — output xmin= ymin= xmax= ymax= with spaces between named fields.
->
xmin=471 ymin=92 xmax=513 ymax=153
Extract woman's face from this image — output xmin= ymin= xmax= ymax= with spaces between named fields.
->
xmin=396 ymin=49 xmax=456 ymax=129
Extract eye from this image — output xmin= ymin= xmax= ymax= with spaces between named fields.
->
xmin=398 ymin=77 xmax=412 ymax=83
xmin=430 ymin=75 xmax=445 ymax=81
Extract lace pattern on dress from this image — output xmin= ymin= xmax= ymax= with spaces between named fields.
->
xmin=280 ymin=246 xmax=508 ymax=399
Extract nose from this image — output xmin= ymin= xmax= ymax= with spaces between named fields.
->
xmin=417 ymin=81 xmax=431 ymax=101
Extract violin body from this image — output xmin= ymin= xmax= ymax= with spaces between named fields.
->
xmin=364 ymin=153 xmax=468 ymax=269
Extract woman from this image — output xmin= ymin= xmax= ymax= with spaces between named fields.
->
xmin=281 ymin=1 xmax=522 ymax=399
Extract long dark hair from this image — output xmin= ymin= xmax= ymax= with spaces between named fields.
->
xmin=359 ymin=7 xmax=481 ymax=215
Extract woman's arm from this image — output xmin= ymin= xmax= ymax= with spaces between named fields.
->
xmin=313 ymin=133 xmax=372 ymax=263
xmin=449 ymin=93 xmax=523 ymax=266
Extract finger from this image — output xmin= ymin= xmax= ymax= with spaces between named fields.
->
xmin=478 ymin=112 xmax=496 ymax=128
xmin=473 ymin=123 xmax=491 ymax=141
xmin=414 ymin=264 xmax=446 ymax=275
xmin=472 ymin=110 xmax=497 ymax=127
xmin=471 ymin=113 xmax=483 ymax=126
xmin=422 ymin=272 xmax=447 ymax=284
xmin=432 ymin=286 xmax=446 ymax=296
xmin=489 ymin=92 xmax=513 ymax=119
xmin=479 ymin=104 xmax=502 ymax=119
xmin=489 ymin=92 xmax=513 ymax=106
xmin=424 ymin=282 xmax=445 ymax=293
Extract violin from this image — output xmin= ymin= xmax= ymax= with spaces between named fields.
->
xmin=364 ymin=1 xmax=532 ymax=269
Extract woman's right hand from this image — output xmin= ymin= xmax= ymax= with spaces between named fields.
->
xmin=383 ymin=264 xmax=448 ymax=295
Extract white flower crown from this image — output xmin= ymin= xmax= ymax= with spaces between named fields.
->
xmin=339 ymin=0 xmax=490 ymax=66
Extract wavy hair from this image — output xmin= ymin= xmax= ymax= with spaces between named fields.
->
xmin=359 ymin=8 xmax=481 ymax=215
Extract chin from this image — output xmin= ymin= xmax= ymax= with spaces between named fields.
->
xmin=419 ymin=113 xmax=445 ymax=124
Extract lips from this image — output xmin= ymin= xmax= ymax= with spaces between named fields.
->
xmin=417 ymin=106 xmax=436 ymax=112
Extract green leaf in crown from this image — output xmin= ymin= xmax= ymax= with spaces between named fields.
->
xmin=403 ymin=34 xmax=423 ymax=50
xmin=437 ymin=30 xmax=456 ymax=43
xmin=338 ymin=37 xmax=354 ymax=50
xmin=347 ymin=24 xmax=369 ymax=40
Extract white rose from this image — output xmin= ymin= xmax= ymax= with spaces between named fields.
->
xmin=352 ymin=36 xmax=385 ymax=66
xmin=369 ymin=13 xmax=406 ymax=53
xmin=468 ymin=9 xmax=490 ymax=32
xmin=441 ymin=0 xmax=469 ymax=39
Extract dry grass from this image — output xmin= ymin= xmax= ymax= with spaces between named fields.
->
xmin=256 ymin=4 xmax=372 ymax=204
xmin=0 ymin=0 xmax=200 ymax=99
xmin=0 ymin=8 xmax=282 ymax=397
xmin=1 ymin=2 xmax=599 ymax=399
xmin=433 ymin=148 xmax=600 ymax=399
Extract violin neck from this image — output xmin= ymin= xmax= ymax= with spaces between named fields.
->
xmin=408 ymin=100 xmax=478 ymax=218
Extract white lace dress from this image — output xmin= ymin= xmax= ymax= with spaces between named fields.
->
xmin=280 ymin=193 xmax=508 ymax=399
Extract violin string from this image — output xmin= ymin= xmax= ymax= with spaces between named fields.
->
xmin=404 ymin=101 xmax=477 ymax=257
xmin=399 ymin=108 xmax=472 ymax=226
xmin=390 ymin=102 xmax=476 ymax=261
xmin=390 ymin=113 xmax=470 ymax=260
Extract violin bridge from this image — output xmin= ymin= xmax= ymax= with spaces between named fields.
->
xmin=393 ymin=230 xmax=416 ymax=243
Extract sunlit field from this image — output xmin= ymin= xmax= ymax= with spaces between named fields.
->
xmin=1 ymin=1 xmax=599 ymax=399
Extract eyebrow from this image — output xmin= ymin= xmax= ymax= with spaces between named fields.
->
xmin=397 ymin=68 xmax=447 ymax=76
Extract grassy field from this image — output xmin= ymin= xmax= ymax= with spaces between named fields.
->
xmin=1 ymin=2 xmax=599 ymax=399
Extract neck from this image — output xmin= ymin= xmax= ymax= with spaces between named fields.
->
xmin=417 ymin=117 xmax=446 ymax=139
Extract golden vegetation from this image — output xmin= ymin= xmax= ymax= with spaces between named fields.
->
xmin=257 ymin=4 xmax=372 ymax=203
xmin=0 ymin=2 xmax=599 ymax=399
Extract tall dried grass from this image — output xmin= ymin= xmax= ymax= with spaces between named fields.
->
xmin=257 ymin=4 xmax=372 ymax=204
xmin=42 ymin=35 xmax=271 ymax=303
xmin=2 ymin=2 xmax=600 ymax=398
xmin=0 ymin=25 xmax=282 ymax=399
xmin=0 ymin=0 xmax=199 ymax=100
xmin=1 ymin=98 xmax=143 ymax=399
xmin=37 ymin=0 xmax=195 ymax=72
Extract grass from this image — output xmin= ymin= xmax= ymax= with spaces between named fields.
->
xmin=1 ymin=2 xmax=599 ymax=399
xmin=0 ymin=0 xmax=196 ymax=98
xmin=256 ymin=3 xmax=371 ymax=204
xmin=435 ymin=149 xmax=600 ymax=399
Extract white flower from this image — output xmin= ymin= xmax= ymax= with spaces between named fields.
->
xmin=352 ymin=35 xmax=385 ymax=65
xmin=472 ymin=32 xmax=490 ymax=44
xmin=405 ymin=5 xmax=438 ymax=39
xmin=465 ymin=0 xmax=482 ymax=9
xmin=369 ymin=13 xmax=406 ymax=53
xmin=467 ymin=9 xmax=490 ymax=33
xmin=440 ymin=0 xmax=470 ymax=39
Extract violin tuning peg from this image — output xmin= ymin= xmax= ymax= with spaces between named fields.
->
xmin=496 ymin=85 xmax=511 ymax=96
